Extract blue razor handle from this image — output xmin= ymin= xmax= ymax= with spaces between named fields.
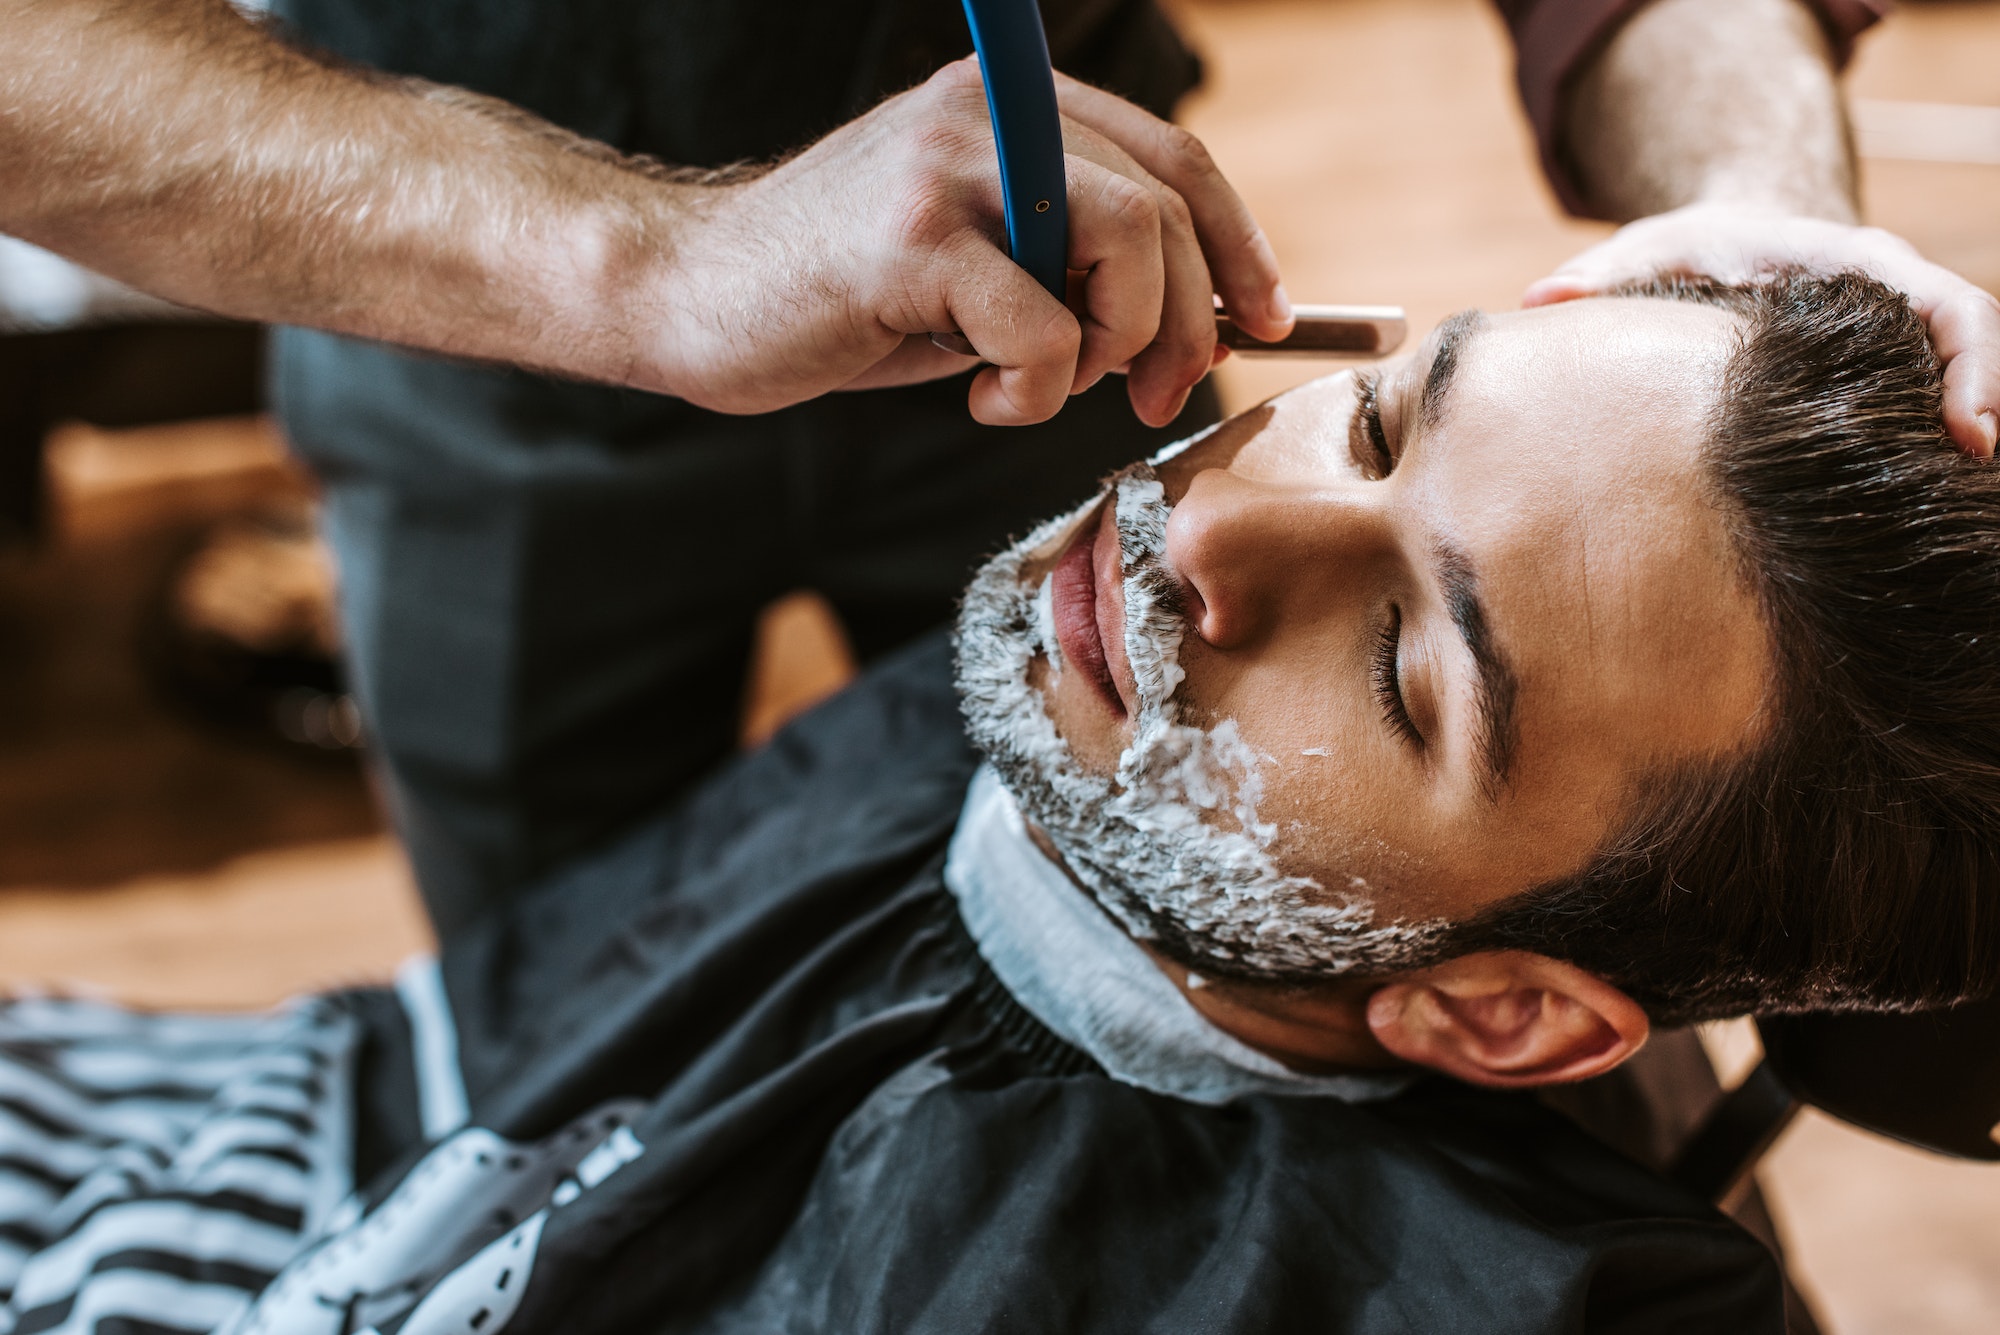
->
xmin=960 ymin=0 xmax=1068 ymax=300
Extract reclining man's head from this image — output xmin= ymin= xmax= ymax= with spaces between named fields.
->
xmin=957 ymin=271 xmax=2000 ymax=1090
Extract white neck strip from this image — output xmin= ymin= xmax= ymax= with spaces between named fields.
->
xmin=945 ymin=765 xmax=1407 ymax=1106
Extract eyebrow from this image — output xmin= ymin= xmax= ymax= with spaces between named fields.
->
xmin=1420 ymin=309 xmax=1486 ymax=430
xmin=1434 ymin=542 xmax=1520 ymax=801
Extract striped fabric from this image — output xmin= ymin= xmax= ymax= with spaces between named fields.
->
xmin=224 ymin=1105 xmax=644 ymax=1335
xmin=0 ymin=995 xmax=358 ymax=1335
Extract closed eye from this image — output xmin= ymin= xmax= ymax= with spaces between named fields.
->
xmin=1372 ymin=606 xmax=1422 ymax=749
xmin=1349 ymin=372 xmax=1396 ymax=480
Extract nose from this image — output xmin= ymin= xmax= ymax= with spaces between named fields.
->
xmin=1164 ymin=468 xmax=1391 ymax=649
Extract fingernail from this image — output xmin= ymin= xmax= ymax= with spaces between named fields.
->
xmin=1980 ymin=411 xmax=1997 ymax=457
xmin=1522 ymin=278 xmax=1573 ymax=307
xmin=1269 ymin=284 xmax=1293 ymax=326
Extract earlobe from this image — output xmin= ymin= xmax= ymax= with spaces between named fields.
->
xmin=1365 ymin=951 xmax=1650 ymax=1089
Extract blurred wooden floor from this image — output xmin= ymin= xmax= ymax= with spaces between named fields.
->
xmin=2 ymin=2 xmax=1998 ymax=1331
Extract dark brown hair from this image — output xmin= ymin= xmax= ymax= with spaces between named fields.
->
xmin=1449 ymin=271 xmax=2000 ymax=1025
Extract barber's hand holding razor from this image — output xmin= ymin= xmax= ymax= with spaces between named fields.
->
xmin=2 ymin=1 xmax=1281 ymax=431
xmin=673 ymin=58 xmax=1292 ymax=428
xmin=1524 ymin=203 xmax=2000 ymax=459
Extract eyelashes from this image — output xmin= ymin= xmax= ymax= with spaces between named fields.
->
xmin=1372 ymin=606 xmax=1422 ymax=749
xmin=1350 ymin=371 xmax=1396 ymax=480
xmin=1349 ymin=373 xmax=1417 ymax=749
xmin=1356 ymin=374 xmax=1416 ymax=747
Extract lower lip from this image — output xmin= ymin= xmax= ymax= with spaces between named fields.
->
xmin=1051 ymin=509 xmax=1124 ymax=716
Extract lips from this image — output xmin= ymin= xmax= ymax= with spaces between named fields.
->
xmin=1051 ymin=506 xmax=1126 ymax=717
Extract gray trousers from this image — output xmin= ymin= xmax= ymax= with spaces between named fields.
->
xmin=276 ymin=329 xmax=1219 ymax=934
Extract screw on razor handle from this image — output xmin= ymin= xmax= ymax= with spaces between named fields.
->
xmin=961 ymin=0 xmax=1068 ymax=300
xmin=943 ymin=4 xmax=1410 ymax=367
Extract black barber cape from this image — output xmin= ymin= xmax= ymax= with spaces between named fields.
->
xmin=329 ymin=635 xmax=1783 ymax=1333
xmin=0 ymin=638 xmax=1784 ymax=1334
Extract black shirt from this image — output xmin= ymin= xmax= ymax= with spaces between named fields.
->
xmin=273 ymin=0 xmax=1203 ymax=164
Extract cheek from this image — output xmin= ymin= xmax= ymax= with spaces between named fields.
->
xmin=1178 ymin=581 xmax=1399 ymax=751
xmin=1258 ymin=757 xmax=1429 ymax=913
xmin=1157 ymin=402 xmax=1278 ymax=498
xmin=1156 ymin=374 xmax=1361 ymax=500
xmin=1187 ymin=661 xmax=1414 ymax=901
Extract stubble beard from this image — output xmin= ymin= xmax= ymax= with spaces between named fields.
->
xmin=953 ymin=461 xmax=1445 ymax=983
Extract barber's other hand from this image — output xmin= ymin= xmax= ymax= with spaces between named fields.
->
xmin=1524 ymin=202 xmax=2000 ymax=458
xmin=663 ymin=58 xmax=1289 ymax=428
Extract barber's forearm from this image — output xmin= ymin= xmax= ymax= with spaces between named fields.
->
xmin=0 ymin=0 xmax=705 ymax=390
xmin=1565 ymin=0 xmax=1858 ymax=224
xmin=0 ymin=0 xmax=1291 ymax=426
xmin=1537 ymin=0 xmax=2000 ymax=459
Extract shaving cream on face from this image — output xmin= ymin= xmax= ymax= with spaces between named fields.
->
xmin=955 ymin=461 xmax=1447 ymax=982
xmin=1146 ymin=416 xmax=1224 ymax=468
xmin=1032 ymin=572 xmax=1064 ymax=677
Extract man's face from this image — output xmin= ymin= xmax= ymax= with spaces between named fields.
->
xmin=958 ymin=297 xmax=1774 ymax=976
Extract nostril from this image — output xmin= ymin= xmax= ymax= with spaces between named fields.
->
xmin=1180 ymin=581 xmax=1210 ymax=638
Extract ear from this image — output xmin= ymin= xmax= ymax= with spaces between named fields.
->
xmin=1364 ymin=951 xmax=1649 ymax=1088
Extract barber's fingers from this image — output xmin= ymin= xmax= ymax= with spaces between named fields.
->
xmin=1523 ymin=205 xmax=1785 ymax=306
xmin=1055 ymin=73 xmax=1292 ymax=344
xmin=1059 ymin=151 xmax=1166 ymax=392
xmin=1919 ymin=286 xmax=2000 ymax=459
xmin=1529 ymin=205 xmax=2000 ymax=459
xmin=1522 ymin=219 xmax=1706 ymax=306
xmin=1842 ymin=238 xmax=2000 ymax=458
xmin=930 ymin=235 xmax=1083 ymax=425
xmin=1521 ymin=249 xmax=1661 ymax=307
xmin=837 ymin=335 xmax=980 ymax=393
xmin=1799 ymin=230 xmax=2000 ymax=457
xmin=1521 ymin=271 xmax=1604 ymax=307
xmin=1780 ymin=234 xmax=2000 ymax=457
xmin=1060 ymin=127 xmax=1214 ymax=425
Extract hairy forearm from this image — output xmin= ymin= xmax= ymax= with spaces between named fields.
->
xmin=0 ymin=0 xmax=717 ymax=387
xmin=1566 ymin=0 xmax=1858 ymax=224
xmin=0 ymin=9 xmax=1291 ymax=424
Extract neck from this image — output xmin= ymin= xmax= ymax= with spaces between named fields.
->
xmin=1024 ymin=821 xmax=1405 ymax=1076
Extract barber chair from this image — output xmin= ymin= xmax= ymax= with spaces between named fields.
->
xmin=1672 ymin=996 xmax=2000 ymax=1204
xmin=1545 ymin=997 xmax=2000 ymax=1335
xmin=1659 ymin=998 xmax=2000 ymax=1334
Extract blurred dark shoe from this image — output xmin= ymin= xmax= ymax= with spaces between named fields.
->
xmin=147 ymin=503 xmax=362 ymax=754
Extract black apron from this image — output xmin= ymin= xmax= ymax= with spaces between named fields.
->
xmin=267 ymin=0 xmax=1217 ymax=934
